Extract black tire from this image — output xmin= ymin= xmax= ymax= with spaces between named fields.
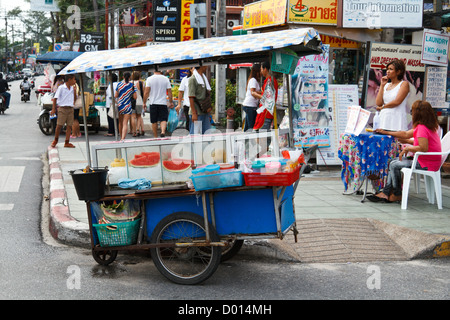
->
xmin=220 ymin=239 xmax=244 ymax=262
xmin=38 ymin=113 xmax=55 ymax=135
xmin=92 ymin=248 xmax=118 ymax=266
xmin=150 ymin=212 xmax=221 ymax=285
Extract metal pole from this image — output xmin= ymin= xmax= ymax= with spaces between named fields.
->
xmin=286 ymin=74 xmax=294 ymax=148
xmin=78 ymin=74 xmax=91 ymax=168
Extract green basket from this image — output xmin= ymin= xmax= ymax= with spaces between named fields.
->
xmin=93 ymin=219 xmax=140 ymax=247
xmin=271 ymin=51 xmax=299 ymax=75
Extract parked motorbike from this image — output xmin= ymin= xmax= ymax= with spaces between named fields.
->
xmin=37 ymin=92 xmax=56 ymax=135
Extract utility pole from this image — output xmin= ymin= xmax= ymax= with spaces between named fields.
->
xmin=5 ymin=15 xmax=8 ymax=73
xmin=215 ymin=0 xmax=226 ymax=123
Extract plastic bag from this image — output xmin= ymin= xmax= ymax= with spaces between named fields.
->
xmin=167 ymin=107 xmax=178 ymax=132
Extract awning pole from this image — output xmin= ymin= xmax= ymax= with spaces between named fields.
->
xmin=79 ymin=74 xmax=91 ymax=168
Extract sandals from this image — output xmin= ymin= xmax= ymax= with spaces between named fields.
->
xmin=64 ymin=142 xmax=76 ymax=148
xmin=50 ymin=140 xmax=58 ymax=148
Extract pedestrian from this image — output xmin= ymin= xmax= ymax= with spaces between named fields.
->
xmin=143 ymin=70 xmax=174 ymax=137
xmin=105 ymin=73 xmax=118 ymax=137
xmin=131 ymin=71 xmax=145 ymax=137
xmin=254 ymin=61 xmax=278 ymax=131
xmin=188 ymin=66 xmax=212 ymax=134
xmin=50 ymin=74 xmax=77 ymax=148
xmin=115 ymin=72 xmax=137 ymax=141
xmin=242 ymin=64 xmax=261 ymax=131
xmin=52 ymin=75 xmax=64 ymax=93
xmin=176 ymin=67 xmax=194 ymax=131
xmin=375 ymin=59 xmax=410 ymax=131
xmin=368 ymin=100 xmax=441 ymax=203
xmin=71 ymin=81 xmax=82 ymax=139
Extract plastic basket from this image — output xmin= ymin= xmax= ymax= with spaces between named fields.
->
xmin=271 ymin=51 xmax=299 ymax=75
xmin=190 ymin=170 xmax=243 ymax=191
xmin=243 ymin=166 xmax=300 ymax=186
xmin=70 ymin=167 xmax=108 ymax=201
xmin=93 ymin=219 xmax=140 ymax=247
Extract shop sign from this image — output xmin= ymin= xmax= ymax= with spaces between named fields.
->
xmin=421 ymin=29 xmax=450 ymax=67
xmin=181 ymin=0 xmax=194 ymax=41
xmin=424 ymin=66 xmax=447 ymax=108
xmin=242 ymin=0 xmax=287 ymax=30
xmin=370 ymin=42 xmax=425 ymax=72
xmin=153 ymin=0 xmax=180 ymax=42
xmin=287 ymin=0 xmax=337 ymax=25
xmin=321 ymin=35 xmax=359 ymax=49
xmin=80 ymin=32 xmax=104 ymax=52
xmin=342 ymin=0 xmax=423 ymax=29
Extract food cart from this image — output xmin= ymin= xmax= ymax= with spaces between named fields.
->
xmin=60 ymin=28 xmax=323 ymax=284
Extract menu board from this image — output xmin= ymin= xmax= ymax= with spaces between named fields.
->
xmin=425 ymin=66 xmax=448 ymax=108
xmin=317 ymin=85 xmax=359 ymax=165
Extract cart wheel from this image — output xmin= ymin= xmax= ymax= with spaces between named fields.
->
xmin=220 ymin=239 xmax=244 ymax=262
xmin=92 ymin=248 xmax=118 ymax=266
xmin=150 ymin=212 xmax=222 ymax=285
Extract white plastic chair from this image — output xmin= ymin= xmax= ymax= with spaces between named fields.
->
xmin=401 ymin=131 xmax=450 ymax=210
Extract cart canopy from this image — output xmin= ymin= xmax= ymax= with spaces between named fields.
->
xmin=36 ymin=51 xmax=84 ymax=64
xmin=58 ymin=28 xmax=322 ymax=75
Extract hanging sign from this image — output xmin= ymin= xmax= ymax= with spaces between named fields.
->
xmin=421 ymin=28 xmax=450 ymax=67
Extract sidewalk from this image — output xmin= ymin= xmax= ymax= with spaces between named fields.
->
xmin=46 ymin=135 xmax=450 ymax=261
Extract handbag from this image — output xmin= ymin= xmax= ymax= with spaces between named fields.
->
xmin=195 ymin=90 xmax=212 ymax=113
xmin=167 ymin=108 xmax=179 ymax=133
xmin=108 ymin=105 xmax=118 ymax=119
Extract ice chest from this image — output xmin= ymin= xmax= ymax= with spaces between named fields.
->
xmin=190 ymin=170 xmax=243 ymax=191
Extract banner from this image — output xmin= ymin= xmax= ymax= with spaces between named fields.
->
xmin=288 ymin=0 xmax=337 ymax=25
xmin=292 ymin=45 xmax=331 ymax=148
xmin=181 ymin=0 xmax=194 ymax=41
xmin=153 ymin=0 xmax=181 ymax=42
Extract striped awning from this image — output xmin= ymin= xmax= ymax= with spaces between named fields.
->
xmin=59 ymin=28 xmax=322 ymax=75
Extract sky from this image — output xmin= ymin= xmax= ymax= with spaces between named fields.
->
xmin=1 ymin=0 xmax=30 ymax=13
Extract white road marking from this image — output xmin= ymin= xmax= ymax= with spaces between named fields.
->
xmin=0 ymin=204 xmax=14 ymax=210
xmin=0 ymin=166 xmax=25 ymax=192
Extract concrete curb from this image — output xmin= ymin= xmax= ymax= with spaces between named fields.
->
xmin=47 ymin=146 xmax=90 ymax=247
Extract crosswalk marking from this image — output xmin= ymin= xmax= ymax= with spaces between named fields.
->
xmin=11 ymin=157 xmax=41 ymax=161
xmin=0 ymin=166 xmax=25 ymax=192
xmin=0 ymin=204 xmax=14 ymax=210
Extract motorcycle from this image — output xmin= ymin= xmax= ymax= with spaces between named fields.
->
xmin=30 ymin=77 xmax=35 ymax=89
xmin=37 ymin=92 xmax=56 ymax=135
xmin=21 ymin=89 xmax=30 ymax=102
xmin=0 ymin=95 xmax=6 ymax=115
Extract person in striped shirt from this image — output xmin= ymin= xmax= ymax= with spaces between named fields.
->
xmin=115 ymin=72 xmax=137 ymax=141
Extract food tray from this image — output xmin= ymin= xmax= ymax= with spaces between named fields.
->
xmin=243 ymin=166 xmax=300 ymax=186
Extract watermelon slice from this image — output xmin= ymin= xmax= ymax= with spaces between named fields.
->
xmin=129 ymin=152 xmax=160 ymax=167
xmin=162 ymin=159 xmax=191 ymax=172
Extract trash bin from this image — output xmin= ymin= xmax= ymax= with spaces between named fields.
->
xmin=70 ymin=167 xmax=108 ymax=201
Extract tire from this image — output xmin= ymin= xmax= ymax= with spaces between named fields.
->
xmin=150 ymin=212 xmax=222 ymax=285
xmin=92 ymin=248 xmax=118 ymax=266
xmin=220 ymin=239 xmax=244 ymax=262
xmin=38 ymin=113 xmax=55 ymax=135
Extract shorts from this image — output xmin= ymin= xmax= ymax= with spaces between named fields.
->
xmin=149 ymin=104 xmax=168 ymax=123
xmin=57 ymin=106 xmax=74 ymax=126
xmin=73 ymin=108 xmax=80 ymax=120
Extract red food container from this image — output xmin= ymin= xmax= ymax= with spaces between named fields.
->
xmin=243 ymin=165 xmax=301 ymax=186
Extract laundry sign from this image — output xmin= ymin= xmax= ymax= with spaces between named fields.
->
xmin=421 ymin=28 xmax=450 ymax=67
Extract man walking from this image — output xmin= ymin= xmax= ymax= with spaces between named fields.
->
xmin=143 ymin=71 xmax=174 ymax=137
xmin=50 ymin=74 xmax=77 ymax=148
xmin=188 ymin=66 xmax=212 ymax=134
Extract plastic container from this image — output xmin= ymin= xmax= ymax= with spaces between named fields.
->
xmin=243 ymin=165 xmax=300 ymax=187
xmin=218 ymin=163 xmax=234 ymax=172
xmin=373 ymin=111 xmax=380 ymax=130
xmin=252 ymin=160 xmax=266 ymax=173
xmin=192 ymin=167 xmax=206 ymax=176
xmin=70 ymin=167 xmax=109 ymax=201
xmin=93 ymin=219 xmax=140 ymax=247
xmin=190 ymin=171 xmax=243 ymax=191
xmin=204 ymin=164 xmax=220 ymax=175
xmin=279 ymin=159 xmax=288 ymax=171
xmin=265 ymin=161 xmax=281 ymax=174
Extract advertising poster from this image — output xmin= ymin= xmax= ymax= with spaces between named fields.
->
xmin=287 ymin=0 xmax=337 ymax=25
xmin=421 ymin=28 xmax=450 ymax=67
xmin=366 ymin=42 xmax=425 ymax=128
xmin=243 ymin=0 xmax=287 ymax=30
xmin=292 ymin=45 xmax=330 ymax=148
xmin=153 ymin=0 xmax=181 ymax=42
xmin=425 ymin=66 xmax=447 ymax=108
xmin=80 ymin=32 xmax=104 ymax=52
xmin=181 ymin=0 xmax=194 ymax=41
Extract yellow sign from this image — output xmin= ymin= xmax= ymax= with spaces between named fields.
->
xmin=321 ymin=35 xmax=360 ymax=49
xmin=288 ymin=0 xmax=337 ymax=25
xmin=33 ymin=43 xmax=40 ymax=54
xmin=181 ymin=0 xmax=194 ymax=41
xmin=243 ymin=0 xmax=287 ymax=30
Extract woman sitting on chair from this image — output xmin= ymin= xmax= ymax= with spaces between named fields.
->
xmin=368 ymin=100 xmax=441 ymax=203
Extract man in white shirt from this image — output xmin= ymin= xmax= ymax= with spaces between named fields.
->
xmin=143 ymin=71 xmax=174 ymax=137
xmin=50 ymin=74 xmax=77 ymax=148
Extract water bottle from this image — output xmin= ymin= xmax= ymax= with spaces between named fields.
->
xmin=373 ymin=111 xmax=380 ymax=130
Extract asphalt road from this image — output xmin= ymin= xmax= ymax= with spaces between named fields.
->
xmin=0 ymin=76 xmax=448 ymax=302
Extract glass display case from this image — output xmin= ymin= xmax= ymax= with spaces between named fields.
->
xmin=91 ymin=129 xmax=290 ymax=187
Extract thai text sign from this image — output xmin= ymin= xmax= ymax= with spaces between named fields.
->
xmin=243 ymin=0 xmax=287 ymax=30
xmin=342 ymin=0 xmax=423 ymax=28
xmin=421 ymin=29 xmax=450 ymax=67
xmin=287 ymin=0 xmax=337 ymax=25
xmin=370 ymin=42 xmax=425 ymax=72
xmin=425 ymin=66 xmax=447 ymax=108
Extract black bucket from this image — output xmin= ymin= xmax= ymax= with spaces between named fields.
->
xmin=70 ymin=167 xmax=108 ymax=201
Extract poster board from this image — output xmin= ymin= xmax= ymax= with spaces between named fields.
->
xmin=424 ymin=66 xmax=448 ymax=108
xmin=317 ymin=85 xmax=359 ymax=165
